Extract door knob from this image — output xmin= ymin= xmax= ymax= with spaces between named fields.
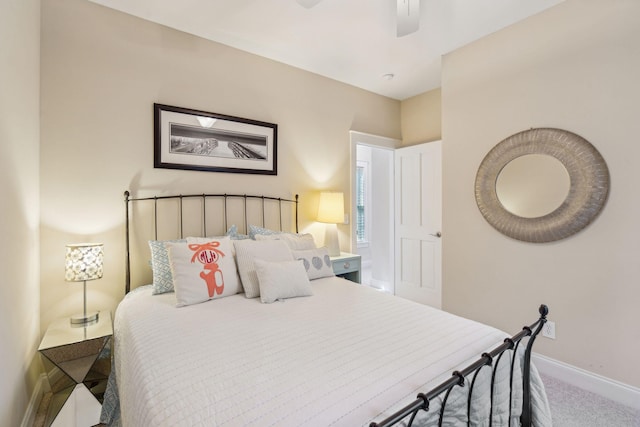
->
xmin=430 ymin=231 xmax=442 ymax=238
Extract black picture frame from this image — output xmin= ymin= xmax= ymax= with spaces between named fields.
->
xmin=154 ymin=103 xmax=277 ymax=175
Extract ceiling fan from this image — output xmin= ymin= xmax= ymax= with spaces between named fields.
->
xmin=296 ymin=0 xmax=421 ymax=37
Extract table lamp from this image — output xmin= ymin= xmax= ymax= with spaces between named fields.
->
xmin=317 ymin=191 xmax=344 ymax=256
xmin=65 ymin=243 xmax=103 ymax=326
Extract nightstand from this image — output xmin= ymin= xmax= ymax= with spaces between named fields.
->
xmin=38 ymin=311 xmax=112 ymax=427
xmin=331 ymin=252 xmax=362 ymax=283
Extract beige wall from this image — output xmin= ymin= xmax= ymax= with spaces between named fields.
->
xmin=0 ymin=0 xmax=42 ymax=424
xmin=400 ymin=88 xmax=441 ymax=145
xmin=442 ymin=0 xmax=640 ymax=387
xmin=39 ymin=0 xmax=400 ymax=330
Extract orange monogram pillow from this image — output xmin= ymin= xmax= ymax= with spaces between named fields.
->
xmin=165 ymin=236 xmax=240 ymax=307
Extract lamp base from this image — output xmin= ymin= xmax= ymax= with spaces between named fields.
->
xmin=324 ymin=223 xmax=341 ymax=257
xmin=70 ymin=311 xmax=99 ymax=327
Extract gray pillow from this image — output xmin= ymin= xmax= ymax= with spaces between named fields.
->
xmin=291 ymin=247 xmax=335 ymax=280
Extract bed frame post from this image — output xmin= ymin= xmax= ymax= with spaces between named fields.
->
xmin=124 ymin=190 xmax=131 ymax=294
xmin=520 ymin=304 xmax=548 ymax=426
xmin=202 ymin=194 xmax=207 ymax=237
xmin=295 ymin=194 xmax=299 ymax=233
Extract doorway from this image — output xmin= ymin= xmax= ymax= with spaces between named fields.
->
xmin=350 ymin=131 xmax=398 ymax=293
xmin=355 ymin=144 xmax=394 ymax=292
xmin=350 ymin=131 xmax=442 ymax=308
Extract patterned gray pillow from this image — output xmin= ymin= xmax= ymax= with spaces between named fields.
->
xmin=291 ymin=247 xmax=334 ymax=280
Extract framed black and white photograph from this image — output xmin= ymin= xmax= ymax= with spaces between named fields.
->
xmin=154 ymin=104 xmax=277 ymax=175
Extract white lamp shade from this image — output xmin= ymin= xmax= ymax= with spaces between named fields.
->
xmin=65 ymin=243 xmax=104 ymax=282
xmin=317 ymin=192 xmax=344 ymax=224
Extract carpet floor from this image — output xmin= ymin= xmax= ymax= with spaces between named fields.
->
xmin=541 ymin=374 xmax=640 ymax=427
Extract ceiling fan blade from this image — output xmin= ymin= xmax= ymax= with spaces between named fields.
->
xmin=297 ymin=0 xmax=323 ymax=8
xmin=397 ymin=0 xmax=420 ymax=37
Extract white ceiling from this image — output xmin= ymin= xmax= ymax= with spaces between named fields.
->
xmin=88 ymin=0 xmax=563 ymax=100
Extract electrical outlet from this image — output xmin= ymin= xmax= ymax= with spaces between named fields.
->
xmin=542 ymin=321 xmax=556 ymax=339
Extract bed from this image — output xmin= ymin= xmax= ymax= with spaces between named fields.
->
xmin=101 ymin=191 xmax=551 ymax=427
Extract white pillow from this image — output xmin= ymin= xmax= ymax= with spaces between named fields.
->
xmin=291 ymin=247 xmax=335 ymax=280
xmin=166 ymin=237 xmax=240 ymax=307
xmin=254 ymin=259 xmax=313 ymax=304
xmin=233 ymin=239 xmax=294 ymax=298
xmin=254 ymin=233 xmax=316 ymax=250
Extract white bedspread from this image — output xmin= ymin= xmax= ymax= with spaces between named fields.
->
xmin=112 ymin=277 xmax=550 ymax=426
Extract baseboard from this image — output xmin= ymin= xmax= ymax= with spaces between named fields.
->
xmin=370 ymin=278 xmax=391 ymax=290
xmin=21 ymin=373 xmax=48 ymax=427
xmin=533 ymin=353 xmax=640 ymax=410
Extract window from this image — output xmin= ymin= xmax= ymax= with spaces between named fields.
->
xmin=356 ymin=160 xmax=370 ymax=246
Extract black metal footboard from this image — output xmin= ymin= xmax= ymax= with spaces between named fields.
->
xmin=370 ymin=304 xmax=549 ymax=427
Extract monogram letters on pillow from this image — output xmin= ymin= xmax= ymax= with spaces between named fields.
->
xmin=166 ymin=237 xmax=240 ymax=307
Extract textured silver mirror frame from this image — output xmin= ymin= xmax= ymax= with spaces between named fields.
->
xmin=475 ymin=128 xmax=609 ymax=243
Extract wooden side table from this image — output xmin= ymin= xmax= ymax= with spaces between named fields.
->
xmin=38 ymin=311 xmax=112 ymax=427
xmin=331 ymin=252 xmax=362 ymax=283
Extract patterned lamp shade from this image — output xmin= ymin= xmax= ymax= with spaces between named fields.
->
xmin=65 ymin=243 xmax=103 ymax=326
xmin=65 ymin=243 xmax=104 ymax=282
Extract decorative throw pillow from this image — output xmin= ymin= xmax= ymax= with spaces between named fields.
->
xmin=166 ymin=237 xmax=240 ymax=307
xmin=254 ymin=259 xmax=313 ymax=304
xmin=149 ymin=239 xmax=186 ymax=295
xmin=187 ymin=236 xmax=236 ymax=254
xmin=226 ymin=224 xmax=250 ymax=240
xmin=254 ymin=233 xmax=316 ymax=250
xmin=248 ymin=224 xmax=280 ymax=239
xmin=291 ymin=247 xmax=335 ymax=280
xmin=233 ymin=239 xmax=294 ymax=298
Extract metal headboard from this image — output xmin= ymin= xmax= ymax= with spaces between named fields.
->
xmin=124 ymin=190 xmax=299 ymax=293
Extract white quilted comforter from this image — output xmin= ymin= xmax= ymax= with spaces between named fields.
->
xmin=110 ymin=277 xmax=551 ymax=426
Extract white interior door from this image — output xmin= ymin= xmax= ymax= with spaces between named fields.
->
xmin=394 ymin=141 xmax=442 ymax=308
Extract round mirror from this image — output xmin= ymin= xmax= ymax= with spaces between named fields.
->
xmin=496 ymin=154 xmax=570 ymax=218
xmin=475 ymin=128 xmax=609 ymax=243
